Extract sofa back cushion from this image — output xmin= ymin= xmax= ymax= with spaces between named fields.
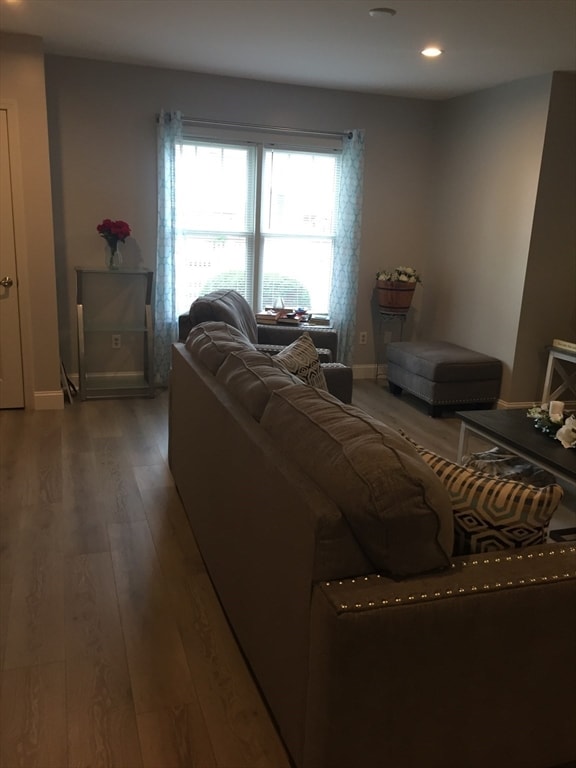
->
xmin=216 ymin=349 xmax=303 ymax=420
xmin=260 ymin=387 xmax=454 ymax=577
xmin=189 ymin=289 xmax=258 ymax=343
xmin=185 ymin=321 xmax=254 ymax=373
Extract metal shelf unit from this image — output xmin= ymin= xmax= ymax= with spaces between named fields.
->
xmin=375 ymin=309 xmax=407 ymax=380
xmin=76 ymin=268 xmax=154 ymax=400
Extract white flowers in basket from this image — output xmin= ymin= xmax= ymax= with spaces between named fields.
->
xmin=376 ymin=266 xmax=422 ymax=284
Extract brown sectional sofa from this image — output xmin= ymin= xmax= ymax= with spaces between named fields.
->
xmin=169 ymin=322 xmax=576 ymax=768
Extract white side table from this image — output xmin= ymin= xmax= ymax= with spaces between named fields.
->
xmin=541 ymin=345 xmax=576 ymax=403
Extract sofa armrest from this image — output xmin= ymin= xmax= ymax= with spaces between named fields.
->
xmin=303 ymin=543 xmax=576 ymax=768
xmin=322 ymin=363 xmax=353 ymax=404
xmin=178 ymin=312 xmax=193 ymax=342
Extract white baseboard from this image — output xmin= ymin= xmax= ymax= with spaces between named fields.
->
xmin=497 ymin=399 xmax=576 ymax=410
xmin=353 ymin=364 xmax=378 ymax=380
xmin=351 ymin=375 xmax=576 ymax=413
xmin=496 ymin=399 xmax=532 ymax=409
xmin=34 ymin=390 xmax=64 ymax=410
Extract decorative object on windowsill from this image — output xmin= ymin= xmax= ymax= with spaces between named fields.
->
xmin=527 ymin=401 xmax=576 ymax=448
xmin=375 ymin=266 xmax=422 ymax=313
xmin=97 ymin=218 xmax=131 ymax=270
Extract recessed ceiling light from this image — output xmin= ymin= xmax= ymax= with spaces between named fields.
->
xmin=421 ymin=47 xmax=443 ymax=58
xmin=368 ymin=7 xmax=397 ymax=17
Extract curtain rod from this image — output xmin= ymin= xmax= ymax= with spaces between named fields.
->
xmin=181 ymin=116 xmax=352 ymax=140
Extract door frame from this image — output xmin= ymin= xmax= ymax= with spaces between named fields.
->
xmin=1 ymin=100 xmax=34 ymax=409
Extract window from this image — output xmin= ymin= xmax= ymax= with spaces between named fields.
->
xmin=174 ymin=136 xmax=341 ymax=315
xmin=155 ymin=114 xmax=362 ymax=384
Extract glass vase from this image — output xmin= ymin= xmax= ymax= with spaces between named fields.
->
xmin=107 ymin=245 xmax=122 ymax=270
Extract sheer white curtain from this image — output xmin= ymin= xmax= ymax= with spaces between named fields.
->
xmin=154 ymin=110 xmax=182 ymax=385
xmin=329 ymin=129 xmax=365 ymax=366
xmin=155 ymin=116 xmax=364 ymax=379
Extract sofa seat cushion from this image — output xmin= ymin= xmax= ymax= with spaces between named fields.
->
xmin=185 ymin=321 xmax=254 ymax=373
xmin=272 ymin=332 xmax=328 ymax=391
xmin=216 ymin=349 xmax=303 ymax=420
xmin=260 ymin=387 xmax=454 ymax=577
xmin=400 ymin=434 xmax=564 ymax=555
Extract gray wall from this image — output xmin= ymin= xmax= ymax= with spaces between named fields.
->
xmin=3 ymin=31 xmax=572 ymax=407
xmin=423 ymin=73 xmax=575 ymax=403
xmin=422 ymin=75 xmax=553 ymax=402
xmin=43 ymin=54 xmax=440 ymax=376
xmin=513 ymin=72 xmax=576 ymax=402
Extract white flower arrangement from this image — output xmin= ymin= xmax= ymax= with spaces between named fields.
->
xmin=376 ymin=266 xmax=422 ymax=284
xmin=527 ymin=402 xmax=576 ymax=449
xmin=556 ymin=415 xmax=576 ymax=449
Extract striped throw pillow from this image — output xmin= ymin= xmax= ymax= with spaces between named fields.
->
xmin=399 ymin=431 xmax=563 ymax=555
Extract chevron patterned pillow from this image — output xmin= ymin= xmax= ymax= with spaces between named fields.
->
xmin=272 ymin=332 xmax=328 ymax=390
xmin=399 ymin=431 xmax=564 ymax=555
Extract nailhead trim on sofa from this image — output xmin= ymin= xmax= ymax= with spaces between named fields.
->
xmin=321 ymin=546 xmax=576 ymax=612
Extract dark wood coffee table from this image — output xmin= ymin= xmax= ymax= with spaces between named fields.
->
xmin=457 ymin=408 xmax=576 ymax=488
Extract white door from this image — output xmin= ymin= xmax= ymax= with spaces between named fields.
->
xmin=0 ymin=108 xmax=25 ymax=409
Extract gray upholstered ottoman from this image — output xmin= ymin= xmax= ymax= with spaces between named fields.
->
xmin=386 ymin=341 xmax=502 ymax=416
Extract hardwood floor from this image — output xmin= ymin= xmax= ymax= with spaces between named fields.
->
xmin=1 ymin=381 xmax=574 ymax=768
xmin=0 ymin=391 xmax=289 ymax=768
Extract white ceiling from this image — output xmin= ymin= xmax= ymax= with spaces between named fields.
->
xmin=1 ymin=0 xmax=575 ymax=99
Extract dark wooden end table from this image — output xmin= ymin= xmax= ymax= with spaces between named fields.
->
xmin=457 ymin=408 xmax=576 ymax=488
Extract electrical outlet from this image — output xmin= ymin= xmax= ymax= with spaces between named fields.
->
xmin=359 ymin=331 xmax=368 ymax=345
xmin=112 ymin=334 xmax=121 ymax=349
